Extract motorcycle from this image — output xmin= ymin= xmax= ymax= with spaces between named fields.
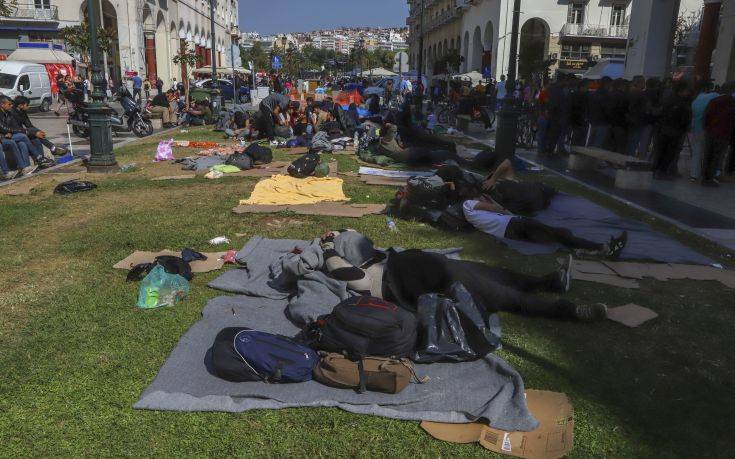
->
xmin=66 ymin=87 xmax=154 ymax=138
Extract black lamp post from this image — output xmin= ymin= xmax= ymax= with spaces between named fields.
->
xmin=85 ymin=0 xmax=116 ymax=172
xmin=230 ymin=25 xmax=240 ymax=103
xmin=415 ymin=0 xmax=425 ymax=111
xmin=494 ymin=0 xmax=522 ymax=160
xmin=209 ymin=0 xmax=221 ymax=109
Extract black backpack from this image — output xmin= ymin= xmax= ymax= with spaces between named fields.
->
xmin=244 ymin=143 xmax=273 ymax=164
xmin=301 ymin=296 xmax=417 ymax=359
xmin=405 ymin=175 xmax=448 ymax=210
xmin=288 ymin=152 xmax=321 ymax=178
xmin=226 ymin=151 xmax=253 ymax=170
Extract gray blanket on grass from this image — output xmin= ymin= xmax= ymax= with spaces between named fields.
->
xmin=208 ymin=235 xmax=463 ymax=326
xmin=500 ymin=193 xmax=714 ymax=265
xmin=133 ymin=294 xmax=538 ymax=431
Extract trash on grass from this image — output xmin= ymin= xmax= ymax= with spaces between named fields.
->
xmin=209 ymin=236 xmax=230 ymax=245
xmin=136 ymin=265 xmax=189 ymax=309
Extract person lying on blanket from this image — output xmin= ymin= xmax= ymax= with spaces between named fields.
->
xmin=462 ymin=197 xmax=628 ymax=259
xmin=385 ymin=249 xmax=608 ymax=322
xmin=377 ymin=123 xmax=469 ymax=166
xmin=319 ymin=230 xmax=607 ymax=322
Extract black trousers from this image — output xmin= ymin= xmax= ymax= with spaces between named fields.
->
xmin=652 ymin=132 xmax=683 ymax=174
xmin=505 ymin=217 xmax=603 ymax=252
xmin=258 ymin=103 xmax=275 ymax=140
xmin=448 ymin=260 xmax=576 ymax=319
xmin=703 ymin=136 xmax=729 ymax=181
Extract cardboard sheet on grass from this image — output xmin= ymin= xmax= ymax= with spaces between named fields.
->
xmin=568 ymin=258 xmax=735 ymax=289
xmin=239 ymin=175 xmax=348 ymax=205
xmin=233 ymin=202 xmax=385 ymax=218
xmin=113 ymin=250 xmax=227 ymax=273
xmin=422 ymin=390 xmax=573 ymax=459
xmin=134 ymin=235 xmax=537 ymax=431
xmin=498 ymin=193 xmax=714 ymax=265
xmin=607 ymin=304 xmax=658 ymax=328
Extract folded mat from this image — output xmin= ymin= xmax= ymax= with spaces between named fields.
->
xmin=240 ymin=175 xmax=348 ymax=205
xmin=134 ymin=294 xmax=538 ymax=432
xmin=500 ymin=193 xmax=714 ymax=265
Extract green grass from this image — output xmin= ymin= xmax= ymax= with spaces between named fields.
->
xmin=1 ymin=126 xmax=734 ymax=457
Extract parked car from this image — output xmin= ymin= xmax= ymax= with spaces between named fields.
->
xmin=0 ymin=61 xmax=53 ymax=111
xmin=582 ymin=58 xmax=625 ymax=80
xmin=363 ymin=75 xmax=429 ymax=97
xmin=195 ymin=78 xmax=250 ymax=102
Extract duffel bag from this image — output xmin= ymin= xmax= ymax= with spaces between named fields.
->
xmin=288 ymin=152 xmax=321 ymax=178
xmin=313 ymin=353 xmax=427 ymax=394
xmin=405 ymin=175 xmax=448 ymax=210
xmin=211 ymin=327 xmax=318 ymax=383
xmin=244 ymin=143 xmax=273 ymax=164
xmin=225 ymin=151 xmax=253 ymax=170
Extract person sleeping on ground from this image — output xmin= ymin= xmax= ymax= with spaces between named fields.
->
xmin=319 ymin=230 xmax=606 ymax=321
xmin=377 ymin=123 xmax=468 ymax=166
xmin=384 ymin=249 xmax=607 ymax=322
xmin=395 ymin=103 xmax=457 ymax=152
xmin=462 ymin=197 xmax=628 ymax=258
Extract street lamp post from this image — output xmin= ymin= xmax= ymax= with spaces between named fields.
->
xmin=494 ymin=0 xmax=521 ymax=160
xmin=209 ymin=0 xmax=221 ymax=109
xmin=85 ymin=0 xmax=116 ymax=172
xmin=230 ymin=26 xmax=240 ymax=103
xmin=415 ymin=0 xmax=425 ymax=112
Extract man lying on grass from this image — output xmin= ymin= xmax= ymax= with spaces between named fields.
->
xmin=320 ymin=229 xmax=607 ymax=322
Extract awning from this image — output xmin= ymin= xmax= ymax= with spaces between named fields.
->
xmin=7 ymin=47 xmax=74 ymax=64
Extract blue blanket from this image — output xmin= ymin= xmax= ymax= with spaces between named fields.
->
xmin=500 ymin=193 xmax=713 ymax=265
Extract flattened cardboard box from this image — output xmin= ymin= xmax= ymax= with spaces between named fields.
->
xmin=422 ymin=390 xmax=573 ymax=459
xmin=113 ymin=251 xmax=228 ymax=273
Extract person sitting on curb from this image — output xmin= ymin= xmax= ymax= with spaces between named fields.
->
xmin=179 ymin=99 xmax=212 ymax=127
xmin=147 ymin=90 xmax=176 ymax=128
xmin=0 ymin=96 xmax=54 ymax=169
xmin=12 ymin=96 xmax=68 ymax=156
xmin=0 ymin=135 xmax=30 ymax=180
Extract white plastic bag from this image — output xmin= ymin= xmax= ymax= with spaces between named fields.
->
xmin=155 ymin=139 xmax=174 ymax=162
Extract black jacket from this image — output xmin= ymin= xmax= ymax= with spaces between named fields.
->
xmin=0 ymin=109 xmax=27 ymax=135
xmin=11 ymin=108 xmax=38 ymax=134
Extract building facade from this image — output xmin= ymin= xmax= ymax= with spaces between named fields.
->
xmin=0 ymin=0 xmax=239 ymax=88
xmin=407 ymin=0 xmax=635 ymax=80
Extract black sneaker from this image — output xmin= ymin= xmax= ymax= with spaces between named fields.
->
xmin=51 ymin=146 xmax=68 ymax=156
xmin=36 ymin=156 xmax=56 ymax=169
xmin=574 ymin=303 xmax=608 ymax=322
xmin=606 ymin=231 xmax=628 ymax=260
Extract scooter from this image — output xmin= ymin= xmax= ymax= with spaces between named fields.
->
xmin=66 ymin=87 xmax=154 ymax=138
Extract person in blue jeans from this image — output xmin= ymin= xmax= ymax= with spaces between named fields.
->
xmin=0 ymin=96 xmax=54 ymax=169
xmin=132 ymin=73 xmax=143 ymax=102
xmin=0 ymin=136 xmax=32 ymax=179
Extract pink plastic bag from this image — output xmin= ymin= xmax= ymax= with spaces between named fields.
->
xmin=223 ymin=249 xmax=238 ymax=264
xmin=155 ymin=139 xmax=174 ymax=161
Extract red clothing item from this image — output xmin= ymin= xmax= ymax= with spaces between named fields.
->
xmin=704 ymin=94 xmax=735 ymax=139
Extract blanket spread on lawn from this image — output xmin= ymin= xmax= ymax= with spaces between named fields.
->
xmin=501 ymin=193 xmax=713 ymax=265
xmin=134 ymin=236 xmax=538 ymax=431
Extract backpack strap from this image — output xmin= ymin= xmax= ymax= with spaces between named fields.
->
xmin=269 ymin=361 xmax=284 ymax=383
xmin=356 ymin=358 xmax=367 ymax=394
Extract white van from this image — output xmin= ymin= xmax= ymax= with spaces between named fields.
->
xmin=0 ymin=61 xmax=53 ymax=111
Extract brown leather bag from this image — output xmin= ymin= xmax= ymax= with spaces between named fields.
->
xmin=313 ymin=353 xmax=428 ymax=394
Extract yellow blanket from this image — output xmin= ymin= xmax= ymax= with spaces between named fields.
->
xmin=240 ymin=175 xmax=349 ymax=205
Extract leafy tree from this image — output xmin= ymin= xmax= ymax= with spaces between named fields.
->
xmin=240 ymin=42 xmax=270 ymax=73
xmin=172 ymin=50 xmax=201 ymax=104
xmin=0 ymin=1 xmax=16 ymax=17
xmin=59 ymin=22 xmax=112 ymax=65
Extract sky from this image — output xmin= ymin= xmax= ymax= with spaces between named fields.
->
xmin=238 ymin=0 xmax=409 ymax=35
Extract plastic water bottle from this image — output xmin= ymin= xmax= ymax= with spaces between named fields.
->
xmin=120 ymin=163 xmax=137 ymax=172
xmin=353 ymin=131 xmax=359 ymax=150
xmin=386 ymin=217 xmax=398 ymax=232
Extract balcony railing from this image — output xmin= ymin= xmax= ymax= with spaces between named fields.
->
xmin=561 ymin=23 xmax=628 ymax=39
xmin=2 ymin=4 xmax=59 ymax=21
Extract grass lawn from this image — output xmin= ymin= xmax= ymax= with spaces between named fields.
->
xmin=1 ymin=126 xmax=733 ymax=457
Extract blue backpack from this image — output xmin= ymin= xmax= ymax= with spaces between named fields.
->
xmin=211 ymin=327 xmax=318 ymax=383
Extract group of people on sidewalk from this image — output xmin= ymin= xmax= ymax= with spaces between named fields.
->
xmin=535 ymin=75 xmax=735 ymax=187
xmin=0 ymin=95 xmax=67 ymax=181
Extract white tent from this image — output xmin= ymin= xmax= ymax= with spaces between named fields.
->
xmin=359 ymin=67 xmax=397 ymax=77
xmin=7 ymin=47 xmax=74 ymax=65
